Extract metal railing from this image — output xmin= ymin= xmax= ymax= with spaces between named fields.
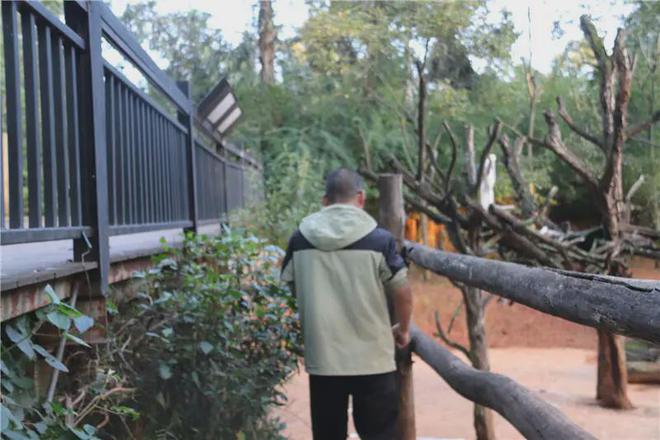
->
xmin=1 ymin=0 xmax=262 ymax=292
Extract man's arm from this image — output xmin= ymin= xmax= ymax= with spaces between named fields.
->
xmin=379 ymin=232 xmax=413 ymax=348
xmin=281 ymin=233 xmax=296 ymax=293
xmin=392 ymin=282 xmax=413 ymax=348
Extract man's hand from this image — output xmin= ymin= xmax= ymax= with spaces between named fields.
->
xmin=394 ymin=327 xmax=410 ymax=349
xmin=391 ymin=282 xmax=413 ymax=349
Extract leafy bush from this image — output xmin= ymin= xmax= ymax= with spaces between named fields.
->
xmin=114 ymin=228 xmax=301 ymax=439
xmin=1 ymin=286 xmax=106 ymax=440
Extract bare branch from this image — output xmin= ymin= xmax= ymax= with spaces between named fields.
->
xmin=435 ymin=311 xmax=472 ymax=361
xmin=580 ymin=15 xmax=615 ymax=144
xmin=529 ymin=111 xmax=600 ymax=194
xmin=447 ymin=299 xmax=464 ymax=334
xmin=474 ymin=121 xmax=502 ymax=194
xmin=464 ymin=125 xmax=477 ymax=187
xmin=498 ymin=135 xmax=537 ymax=217
xmin=404 ymin=194 xmax=452 ymax=225
xmin=442 ymin=122 xmax=458 ymax=194
xmin=603 ymin=28 xmax=634 ymax=193
xmin=556 ymin=96 xmax=605 ymax=151
xmin=626 ymin=110 xmax=660 ymax=140
xmin=625 ymin=175 xmax=645 ymax=203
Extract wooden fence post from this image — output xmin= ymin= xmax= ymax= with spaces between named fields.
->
xmin=65 ymin=1 xmax=109 ymax=294
xmin=378 ymin=173 xmax=416 ymax=440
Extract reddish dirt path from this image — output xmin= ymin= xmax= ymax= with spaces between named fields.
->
xmin=274 ymin=258 xmax=660 ymax=439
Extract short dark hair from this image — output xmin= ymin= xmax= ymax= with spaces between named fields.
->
xmin=324 ymin=168 xmax=364 ymax=203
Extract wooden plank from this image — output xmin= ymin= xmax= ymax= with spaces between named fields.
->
xmin=405 ymin=242 xmax=660 ymax=344
xmin=2 ymin=1 xmax=24 ymax=229
xmin=410 ymin=325 xmax=595 ymax=440
xmin=22 ymin=11 xmax=43 ymax=228
xmin=38 ymin=24 xmax=58 ymax=227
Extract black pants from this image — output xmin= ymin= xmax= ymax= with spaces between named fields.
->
xmin=309 ymin=372 xmax=399 ymax=440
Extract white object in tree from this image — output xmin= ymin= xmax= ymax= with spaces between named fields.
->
xmin=479 ymin=154 xmax=497 ymax=210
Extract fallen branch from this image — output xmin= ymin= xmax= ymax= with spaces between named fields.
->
xmin=405 ymin=242 xmax=660 ymax=344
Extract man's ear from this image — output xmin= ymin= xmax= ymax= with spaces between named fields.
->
xmin=322 ymin=195 xmax=329 ymax=206
xmin=356 ymin=191 xmax=366 ymax=208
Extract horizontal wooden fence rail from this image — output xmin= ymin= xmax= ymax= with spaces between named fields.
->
xmin=405 ymin=242 xmax=660 ymax=344
xmin=410 ymin=325 xmax=595 ymax=440
xmin=1 ymin=0 xmax=263 ymax=294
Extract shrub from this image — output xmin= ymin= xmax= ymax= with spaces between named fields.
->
xmin=114 ymin=228 xmax=301 ymax=439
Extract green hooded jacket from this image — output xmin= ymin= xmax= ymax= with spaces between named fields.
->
xmin=281 ymin=204 xmax=407 ymax=375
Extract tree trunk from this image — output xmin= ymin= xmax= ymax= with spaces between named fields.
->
xmin=596 ymin=329 xmax=633 ymax=408
xmin=258 ymin=0 xmax=276 ymax=84
xmin=463 ymin=287 xmax=496 ymax=440
xmin=420 ymin=213 xmax=430 ymax=281
xmin=378 ymin=174 xmax=416 ymax=440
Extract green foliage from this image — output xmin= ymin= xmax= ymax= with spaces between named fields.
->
xmin=233 ymin=142 xmax=324 ymax=247
xmin=1 ymin=287 xmax=102 ymax=440
xmin=114 ymin=229 xmax=301 ymax=439
xmin=120 ymin=0 xmax=659 ymax=229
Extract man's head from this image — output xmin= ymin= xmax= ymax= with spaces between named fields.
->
xmin=323 ymin=168 xmax=366 ymax=208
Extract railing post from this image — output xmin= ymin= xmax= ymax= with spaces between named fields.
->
xmin=65 ymin=1 xmax=109 ymax=294
xmin=177 ymin=80 xmax=198 ymax=233
xmin=378 ymin=173 xmax=416 ymax=440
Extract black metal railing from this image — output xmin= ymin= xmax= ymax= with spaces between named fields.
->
xmin=1 ymin=0 xmax=262 ymax=292
xmin=1 ymin=1 xmax=90 ymax=244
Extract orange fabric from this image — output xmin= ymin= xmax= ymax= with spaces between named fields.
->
xmin=404 ymin=212 xmax=455 ymax=252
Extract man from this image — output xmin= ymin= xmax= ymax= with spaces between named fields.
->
xmin=281 ymin=168 xmax=413 ymax=440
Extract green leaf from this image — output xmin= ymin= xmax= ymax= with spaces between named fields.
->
xmin=73 ymin=316 xmax=94 ymax=334
xmin=56 ymin=303 xmax=83 ymax=318
xmin=161 ymin=327 xmax=174 ymax=338
xmin=5 ymin=325 xmax=35 ymax=360
xmin=65 ymin=333 xmax=91 ymax=348
xmin=1 ymin=403 xmax=10 ymax=430
xmin=46 ymin=312 xmax=71 ymax=331
xmin=44 ymin=285 xmax=60 ymax=305
xmin=199 ymin=341 xmax=213 ymax=354
xmin=32 ymin=345 xmax=69 ymax=373
xmin=159 ymin=364 xmax=172 ymax=380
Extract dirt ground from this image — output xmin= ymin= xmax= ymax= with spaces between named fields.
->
xmin=274 ymin=258 xmax=660 ymax=439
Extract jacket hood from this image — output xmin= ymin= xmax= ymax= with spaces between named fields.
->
xmin=299 ymin=204 xmax=377 ymax=251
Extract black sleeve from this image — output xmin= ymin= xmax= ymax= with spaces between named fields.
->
xmin=281 ymin=231 xmax=297 ymax=271
xmin=384 ymin=234 xmax=406 ymax=279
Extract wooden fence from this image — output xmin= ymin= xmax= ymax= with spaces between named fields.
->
xmin=1 ymin=0 xmax=261 ymax=293
xmin=376 ymin=174 xmax=660 ymax=439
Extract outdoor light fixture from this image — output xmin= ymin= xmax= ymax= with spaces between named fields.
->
xmin=197 ymin=77 xmax=243 ymax=141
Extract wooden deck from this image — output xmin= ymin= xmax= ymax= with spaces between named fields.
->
xmin=0 ymin=224 xmax=220 ymax=320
